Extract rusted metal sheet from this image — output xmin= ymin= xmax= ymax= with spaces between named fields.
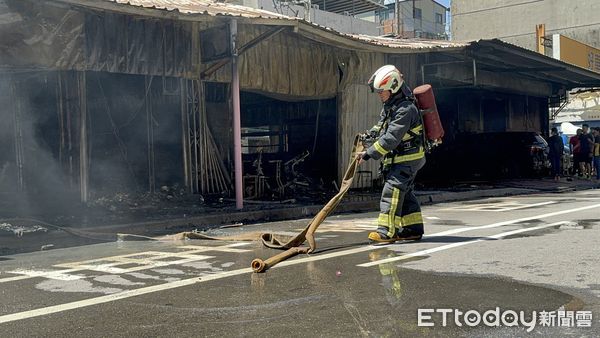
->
xmin=55 ymin=0 xmax=468 ymax=53
xmin=348 ymin=34 xmax=469 ymax=50
xmin=61 ymin=0 xmax=292 ymax=20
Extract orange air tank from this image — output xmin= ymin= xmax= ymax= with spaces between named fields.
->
xmin=413 ymin=84 xmax=444 ymax=144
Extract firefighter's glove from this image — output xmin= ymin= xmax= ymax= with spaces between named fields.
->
xmin=356 ymin=151 xmax=370 ymax=165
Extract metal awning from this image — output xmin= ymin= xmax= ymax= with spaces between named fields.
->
xmin=311 ymin=0 xmax=385 ymax=15
xmin=468 ymin=39 xmax=600 ymax=89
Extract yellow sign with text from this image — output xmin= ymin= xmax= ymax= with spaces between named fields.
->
xmin=556 ymin=35 xmax=600 ymax=73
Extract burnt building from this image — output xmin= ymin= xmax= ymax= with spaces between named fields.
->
xmin=1 ymin=0 xmax=599 ymax=215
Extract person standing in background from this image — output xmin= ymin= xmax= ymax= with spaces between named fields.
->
xmin=570 ymin=129 xmax=582 ymax=177
xmin=593 ymin=127 xmax=600 ymax=181
xmin=548 ymin=127 xmax=564 ymax=181
xmin=579 ymin=124 xmax=594 ymax=179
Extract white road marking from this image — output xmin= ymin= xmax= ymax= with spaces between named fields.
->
xmin=442 ymin=201 xmax=556 ymax=212
xmin=0 ymin=268 xmax=253 ymax=324
xmin=63 ymin=255 xmax=216 ymax=274
xmin=0 ymin=243 xmax=249 ymax=283
xmin=358 ymin=221 xmax=569 ymax=267
xmin=295 ymin=222 xmax=374 ymax=233
xmin=429 ymin=203 xmax=600 ymax=238
xmin=493 ymin=195 xmax=600 ymax=201
xmin=496 ymin=201 xmax=557 ymax=211
xmin=0 ymin=268 xmax=83 ymax=283
xmin=5 ymin=269 xmax=85 ymax=281
xmin=0 ymin=203 xmax=598 ymax=323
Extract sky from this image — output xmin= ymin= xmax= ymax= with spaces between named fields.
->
xmin=384 ymin=0 xmax=451 ymax=9
xmin=437 ymin=0 xmax=451 ymax=8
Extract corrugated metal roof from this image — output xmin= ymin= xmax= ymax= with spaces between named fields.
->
xmin=348 ymin=34 xmax=469 ymax=50
xmin=58 ymin=0 xmax=468 ymax=52
xmin=100 ymin=0 xmax=292 ymax=19
xmin=55 ymin=0 xmax=297 ymax=21
xmin=469 ymin=39 xmax=600 ymax=88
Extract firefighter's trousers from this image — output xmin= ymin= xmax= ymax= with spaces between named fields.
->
xmin=377 ymin=158 xmax=426 ymax=238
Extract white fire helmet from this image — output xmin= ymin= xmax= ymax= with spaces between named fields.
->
xmin=368 ymin=65 xmax=404 ymax=94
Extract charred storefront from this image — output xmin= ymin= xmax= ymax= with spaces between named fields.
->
xmin=2 ymin=0 xmax=600 ymax=217
xmin=0 ymin=0 xmax=397 ymax=214
xmin=386 ymin=39 xmax=600 ymax=180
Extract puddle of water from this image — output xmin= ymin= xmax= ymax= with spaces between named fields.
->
xmin=359 ymin=254 xmax=584 ymax=334
xmin=160 ymin=252 xmax=583 ymax=337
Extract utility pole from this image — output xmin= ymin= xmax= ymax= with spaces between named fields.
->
xmin=304 ymin=0 xmax=312 ymax=21
xmin=395 ymin=0 xmax=400 ymax=36
xmin=412 ymin=0 xmax=416 ymax=38
xmin=230 ymin=19 xmax=243 ymax=210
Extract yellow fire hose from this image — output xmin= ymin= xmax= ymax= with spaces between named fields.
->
xmin=118 ymin=134 xmax=365 ymax=273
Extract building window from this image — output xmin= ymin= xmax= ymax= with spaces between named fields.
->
xmin=414 ymin=7 xmax=422 ymax=19
xmin=436 ymin=13 xmax=444 ymax=24
xmin=378 ymin=8 xmax=390 ymax=21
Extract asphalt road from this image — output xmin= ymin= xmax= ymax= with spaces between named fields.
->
xmin=0 ymin=189 xmax=599 ymax=337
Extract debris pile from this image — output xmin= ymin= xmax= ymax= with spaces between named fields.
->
xmin=0 ymin=223 xmax=48 ymax=237
xmin=89 ymin=184 xmax=205 ymax=213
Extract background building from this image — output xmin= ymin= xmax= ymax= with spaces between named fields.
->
xmin=359 ymin=0 xmax=448 ymax=38
xmin=229 ymin=0 xmax=384 ymax=35
xmin=452 ymin=0 xmax=600 ymax=130
xmin=451 ymin=0 xmax=600 ymax=49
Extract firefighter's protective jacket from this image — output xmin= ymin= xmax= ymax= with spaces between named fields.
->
xmin=364 ymin=93 xmax=425 ymax=167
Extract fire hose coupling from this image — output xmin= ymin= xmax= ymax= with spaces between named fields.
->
xmin=359 ymin=132 xmax=375 ymax=148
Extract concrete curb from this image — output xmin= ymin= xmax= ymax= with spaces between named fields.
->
xmin=417 ymin=188 xmax=538 ymax=204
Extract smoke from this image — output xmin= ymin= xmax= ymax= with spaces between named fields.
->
xmin=85 ymin=72 xmax=184 ymax=195
xmin=0 ymin=1 xmax=189 ymax=223
xmin=0 ymin=70 xmax=188 ymax=223
xmin=0 ymin=72 xmax=78 ymax=218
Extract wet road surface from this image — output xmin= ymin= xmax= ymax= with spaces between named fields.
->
xmin=0 ymin=190 xmax=599 ymax=336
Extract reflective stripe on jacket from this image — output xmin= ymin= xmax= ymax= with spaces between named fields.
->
xmin=366 ymin=94 xmax=424 ymax=165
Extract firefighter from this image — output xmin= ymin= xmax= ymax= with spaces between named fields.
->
xmin=357 ymin=65 xmax=425 ymax=243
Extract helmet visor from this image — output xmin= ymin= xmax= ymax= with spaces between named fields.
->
xmin=367 ymin=73 xmax=376 ymax=93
